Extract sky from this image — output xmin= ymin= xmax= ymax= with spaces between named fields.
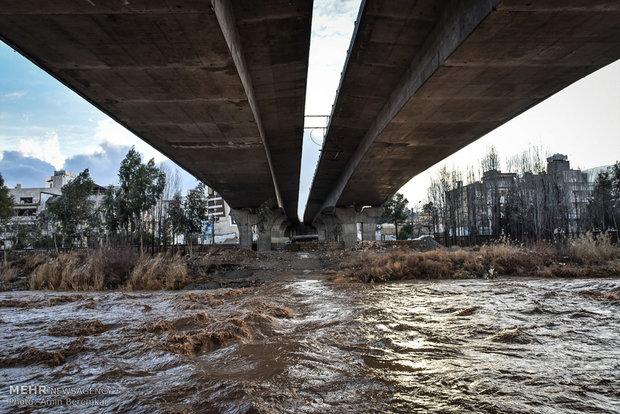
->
xmin=0 ymin=43 xmax=198 ymax=191
xmin=1 ymin=0 xmax=619 ymax=218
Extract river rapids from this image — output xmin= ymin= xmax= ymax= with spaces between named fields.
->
xmin=0 ymin=277 xmax=618 ymax=413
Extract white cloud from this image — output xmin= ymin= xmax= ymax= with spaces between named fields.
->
xmin=94 ymin=118 xmax=167 ymax=163
xmin=304 ymin=0 xmax=362 ymax=115
xmin=1 ymin=91 xmax=26 ymax=100
xmin=18 ymin=132 xmax=65 ymax=169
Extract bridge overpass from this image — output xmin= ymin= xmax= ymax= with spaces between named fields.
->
xmin=304 ymin=0 xmax=620 ymax=244
xmin=0 ymin=0 xmax=312 ymax=234
xmin=2 ymin=1 xmax=619 ymax=248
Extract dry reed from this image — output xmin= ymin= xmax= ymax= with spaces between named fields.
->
xmin=125 ymin=253 xmax=190 ymax=290
xmin=343 ymin=238 xmax=619 ymax=283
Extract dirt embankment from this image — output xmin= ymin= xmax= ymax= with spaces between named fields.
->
xmin=1 ymin=235 xmax=619 ymax=291
xmin=0 ymin=246 xmax=337 ymax=292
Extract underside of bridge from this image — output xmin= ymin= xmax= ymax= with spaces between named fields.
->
xmin=304 ymin=0 xmax=620 ymax=224
xmin=0 ymin=0 xmax=312 ymax=222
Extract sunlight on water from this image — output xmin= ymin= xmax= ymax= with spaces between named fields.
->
xmin=0 ymin=278 xmax=618 ymax=413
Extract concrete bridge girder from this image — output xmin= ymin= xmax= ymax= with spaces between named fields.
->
xmin=303 ymin=0 xmax=620 ymax=224
xmin=0 ymin=0 xmax=312 ymax=222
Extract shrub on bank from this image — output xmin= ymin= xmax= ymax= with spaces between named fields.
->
xmin=1 ymin=264 xmax=18 ymax=283
xmin=28 ymin=248 xmax=189 ymax=291
xmin=561 ymin=233 xmax=618 ymax=264
xmin=125 ymin=253 xmax=189 ymax=290
xmin=343 ymin=239 xmax=620 ymax=283
xmin=30 ymin=248 xmax=138 ymax=290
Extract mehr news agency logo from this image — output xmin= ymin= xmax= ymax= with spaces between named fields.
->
xmin=6 ymin=384 xmax=115 ymax=407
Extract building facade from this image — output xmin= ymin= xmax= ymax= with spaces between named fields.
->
xmin=442 ymin=154 xmax=597 ymax=242
xmin=8 ymin=170 xmax=74 ymax=224
xmin=204 ymin=186 xmax=239 ymax=244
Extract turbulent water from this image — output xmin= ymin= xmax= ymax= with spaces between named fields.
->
xmin=0 ymin=278 xmax=618 ymax=413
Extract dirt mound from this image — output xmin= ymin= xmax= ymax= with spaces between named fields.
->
xmin=286 ymin=241 xmax=343 ymax=252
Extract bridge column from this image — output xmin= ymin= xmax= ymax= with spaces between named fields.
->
xmin=334 ymin=207 xmax=359 ymax=248
xmin=271 ymin=220 xmax=289 ymax=245
xmin=360 ymin=207 xmax=384 ymax=241
xmin=256 ymin=209 xmax=286 ymax=252
xmin=230 ymin=209 xmax=256 ymax=249
xmin=316 ymin=213 xmax=341 ymax=242
xmin=315 ymin=222 xmax=326 ymax=241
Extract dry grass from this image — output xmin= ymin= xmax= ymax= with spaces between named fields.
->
xmin=343 ymin=239 xmax=620 ymax=283
xmin=1 ymin=253 xmax=49 ymax=287
xmin=125 ymin=253 xmax=190 ymax=290
xmin=1 ymin=264 xmax=18 ymax=283
xmin=22 ymin=253 xmax=50 ymax=274
xmin=30 ymin=248 xmax=137 ymax=290
xmin=562 ymin=233 xmax=619 ymax=264
xmin=28 ymin=249 xmax=192 ymax=291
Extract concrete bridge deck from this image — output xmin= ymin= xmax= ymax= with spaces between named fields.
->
xmin=0 ymin=0 xmax=313 ymax=221
xmin=304 ymin=0 xmax=620 ymax=224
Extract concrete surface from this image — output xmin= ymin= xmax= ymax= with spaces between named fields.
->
xmin=0 ymin=0 xmax=312 ymax=221
xmin=304 ymin=0 xmax=620 ymax=224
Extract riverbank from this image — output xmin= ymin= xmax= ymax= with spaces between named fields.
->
xmin=0 ymin=247 xmax=338 ymax=292
xmin=339 ymin=240 xmax=620 ymax=282
xmin=1 ymin=236 xmax=619 ymax=292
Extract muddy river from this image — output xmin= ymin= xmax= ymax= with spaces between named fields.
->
xmin=0 ymin=278 xmax=618 ymax=413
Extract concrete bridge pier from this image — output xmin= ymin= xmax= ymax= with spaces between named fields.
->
xmin=315 ymin=213 xmax=342 ymax=242
xmin=315 ymin=222 xmax=326 ymax=242
xmin=230 ymin=209 xmax=257 ymax=249
xmin=360 ymin=207 xmax=384 ymax=241
xmin=271 ymin=219 xmax=290 ymax=246
xmin=256 ymin=209 xmax=286 ymax=252
xmin=334 ymin=207 xmax=359 ymax=248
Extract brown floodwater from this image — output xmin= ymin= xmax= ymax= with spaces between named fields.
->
xmin=0 ymin=277 xmax=618 ymax=413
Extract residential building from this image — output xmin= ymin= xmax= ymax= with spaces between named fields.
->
xmin=204 ymin=186 xmax=239 ymax=244
xmin=8 ymin=170 xmax=74 ymax=224
xmin=441 ymin=154 xmax=597 ymax=242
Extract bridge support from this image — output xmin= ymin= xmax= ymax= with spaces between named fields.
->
xmin=230 ymin=209 xmax=256 ymax=249
xmin=333 ymin=207 xmax=359 ymax=248
xmin=256 ymin=209 xmax=286 ymax=252
xmin=230 ymin=208 xmax=286 ymax=251
xmin=315 ymin=213 xmax=341 ymax=242
xmin=271 ymin=218 xmax=290 ymax=246
xmin=316 ymin=207 xmax=377 ymax=247
xmin=360 ymin=207 xmax=383 ymax=241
